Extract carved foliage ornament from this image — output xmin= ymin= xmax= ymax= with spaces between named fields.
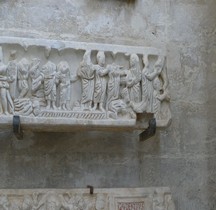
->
xmin=0 ymin=188 xmax=175 ymax=210
xmin=0 ymin=37 xmax=171 ymax=127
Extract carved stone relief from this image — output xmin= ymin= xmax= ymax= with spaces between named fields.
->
xmin=0 ymin=37 xmax=171 ymax=127
xmin=0 ymin=187 xmax=175 ymax=210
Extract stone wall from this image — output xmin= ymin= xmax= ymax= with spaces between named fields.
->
xmin=0 ymin=0 xmax=216 ymax=209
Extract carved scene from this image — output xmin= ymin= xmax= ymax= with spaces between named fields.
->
xmin=0 ymin=38 xmax=171 ymax=127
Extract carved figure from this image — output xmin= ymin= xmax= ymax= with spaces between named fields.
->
xmin=129 ymin=54 xmax=153 ymax=113
xmin=144 ymin=56 xmax=170 ymax=121
xmin=143 ymin=56 xmax=164 ymax=111
xmin=106 ymin=63 xmax=128 ymax=119
xmin=14 ymin=98 xmax=41 ymax=116
xmin=7 ymin=50 xmax=18 ymax=100
xmin=127 ymin=54 xmax=141 ymax=103
xmin=92 ymin=51 xmax=109 ymax=112
xmin=17 ymin=58 xmax=30 ymax=98
xmin=42 ymin=61 xmax=57 ymax=109
xmin=152 ymin=74 xmax=170 ymax=120
xmin=77 ymin=51 xmax=95 ymax=111
xmin=131 ymin=55 xmax=171 ymax=123
xmin=0 ymin=47 xmax=14 ymax=115
xmin=57 ymin=61 xmax=71 ymax=110
xmin=141 ymin=54 xmax=153 ymax=113
xmin=29 ymin=58 xmax=45 ymax=106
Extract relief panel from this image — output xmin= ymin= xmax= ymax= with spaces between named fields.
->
xmin=0 ymin=187 xmax=175 ymax=210
xmin=0 ymin=37 xmax=171 ymax=128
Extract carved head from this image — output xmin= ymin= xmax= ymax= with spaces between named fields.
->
xmin=18 ymin=58 xmax=29 ymax=73
xmin=42 ymin=61 xmax=56 ymax=76
xmin=10 ymin=50 xmax=17 ymax=61
xmin=97 ymin=51 xmax=105 ymax=66
xmin=130 ymin=54 xmax=139 ymax=67
xmin=57 ymin=61 xmax=69 ymax=74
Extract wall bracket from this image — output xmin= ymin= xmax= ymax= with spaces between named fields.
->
xmin=139 ymin=118 xmax=156 ymax=141
xmin=13 ymin=115 xmax=23 ymax=140
xmin=87 ymin=185 xmax=94 ymax=195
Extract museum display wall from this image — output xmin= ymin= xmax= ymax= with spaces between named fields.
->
xmin=0 ymin=0 xmax=215 ymax=210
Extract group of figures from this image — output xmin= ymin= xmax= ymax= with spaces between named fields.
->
xmin=0 ymin=46 xmax=171 ymax=123
xmin=77 ymin=50 xmax=170 ymax=121
xmin=0 ymin=47 xmax=74 ymax=116
xmin=0 ymin=190 xmax=175 ymax=210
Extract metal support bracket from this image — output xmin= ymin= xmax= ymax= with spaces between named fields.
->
xmin=87 ymin=185 xmax=94 ymax=195
xmin=13 ymin=115 xmax=23 ymax=140
xmin=139 ymin=118 xmax=156 ymax=141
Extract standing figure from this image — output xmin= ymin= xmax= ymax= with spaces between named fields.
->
xmin=29 ymin=58 xmax=45 ymax=107
xmin=0 ymin=47 xmax=14 ymax=115
xmin=42 ymin=61 xmax=57 ymax=110
xmin=92 ymin=51 xmax=109 ymax=112
xmin=143 ymin=55 xmax=165 ymax=111
xmin=144 ymin=56 xmax=170 ymax=121
xmin=57 ymin=61 xmax=71 ymax=110
xmin=134 ymin=54 xmax=154 ymax=113
xmin=7 ymin=50 xmax=18 ymax=100
xmin=132 ymin=55 xmax=165 ymax=115
xmin=17 ymin=58 xmax=29 ymax=98
xmin=77 ymin=50 xmax=95 ymax=111
xmin=127 ymin=54 xmax=141 ymax=103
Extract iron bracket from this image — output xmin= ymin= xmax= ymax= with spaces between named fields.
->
xmin=139 ymin=118 xmax=156 ymax=141
xmin=87 ymin=185 xmax=94 ymax=195
xmin=13 ymin=115 xmax=23 ymax=140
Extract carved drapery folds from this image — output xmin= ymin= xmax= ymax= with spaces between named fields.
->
xmin=0 ymin=37 xmax=171 ymax=127
xmin=0 ymin=188 xmax=175 ymax=210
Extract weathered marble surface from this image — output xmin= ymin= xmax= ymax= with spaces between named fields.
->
xmin=0 ymin=187 xmax=175 ymax=210
xmin=0 ymin=37 xmax=171 ymax=129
